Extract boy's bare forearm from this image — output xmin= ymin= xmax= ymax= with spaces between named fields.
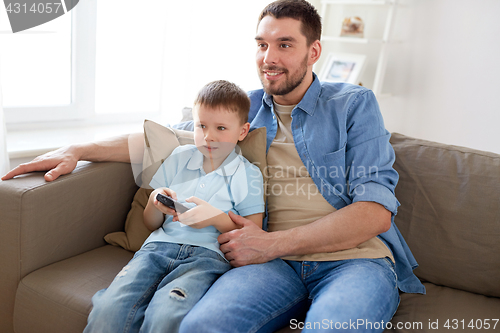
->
xmin=214 ymin=212 xmax=263 ymax=233
xmin=143 ymin=200 xmax=165 ymax=231
xmin=212 ymin=213 xmax=239 ymax=233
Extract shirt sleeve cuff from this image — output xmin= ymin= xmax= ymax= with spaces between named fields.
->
xmin=351 ymin=181 xmax=400 ymax=215
xmin=236 ymin=204 xmax=266 ymax=217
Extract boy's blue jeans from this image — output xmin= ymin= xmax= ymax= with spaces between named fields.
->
xmin=179 ymin=257 xmax=400 ymax=333
xmin=83 ymin=242 xmax=231 ymax=333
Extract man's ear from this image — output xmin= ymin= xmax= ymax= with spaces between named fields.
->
xmin=238 ymin=122 xmax=251 ymax=141
xmin=308 ymin=40 xmax=322 ymax=66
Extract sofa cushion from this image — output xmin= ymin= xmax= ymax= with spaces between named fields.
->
xmin=105 ymin=120 xmax=268 ymax=252
xmin=390 ymin=283 xmax=500 ymax=332
xmin=13 ymin=245 xmax=133 ymax=333
xmin=390 ymin=133 xmax=500 ymax=297
xmin=104 ymin=187 xmax=153 ymax=253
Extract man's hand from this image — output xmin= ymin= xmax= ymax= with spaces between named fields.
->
xmin=2 ymin=133 xmax=140 ymax=182
xmin=2 ymin=145 xmax=80 ymax=182
xmin=218 ymin=211 xmax=277 ymax=267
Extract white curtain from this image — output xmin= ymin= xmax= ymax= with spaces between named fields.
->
xmin=0 ymin=63 xmax=9 ymax=176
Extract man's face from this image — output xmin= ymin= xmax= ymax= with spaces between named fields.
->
xmin=255 ymin=16 xmax=318 ymax=105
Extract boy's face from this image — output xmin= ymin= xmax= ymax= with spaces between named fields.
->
xmin=193 ymin=104 xmax=250 ymax=164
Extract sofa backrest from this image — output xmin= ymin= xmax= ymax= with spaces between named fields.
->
xmin=390 ymin=133 xmax=500 ymax=297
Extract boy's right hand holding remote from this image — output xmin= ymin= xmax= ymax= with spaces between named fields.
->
xmin=143 ymin=188 xmax=178 ymax=231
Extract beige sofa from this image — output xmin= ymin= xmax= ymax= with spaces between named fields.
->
xmin=1 ymin=133 xmax=499 ymax=333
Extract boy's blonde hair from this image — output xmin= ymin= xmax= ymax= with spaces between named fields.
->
xmin=194 ymin=80 xmax=251 ymax=124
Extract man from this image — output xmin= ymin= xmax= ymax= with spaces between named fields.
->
xmin=3 ymin=1 xmax=425 ymax=332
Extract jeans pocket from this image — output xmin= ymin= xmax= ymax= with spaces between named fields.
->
xmin=214 ymin=253 xmax=230 ymax=264
xmin=196 ymin=246 xmax=230 ymax=265
xmin=381 ymin=257 xmax=398 ymax=287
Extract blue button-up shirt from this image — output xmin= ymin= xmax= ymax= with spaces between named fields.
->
xmin=174 ymin=74 xmax=425 ymax=294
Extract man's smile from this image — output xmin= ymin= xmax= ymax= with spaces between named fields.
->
xmin=262 ymin=66 xmax=287 ymax=81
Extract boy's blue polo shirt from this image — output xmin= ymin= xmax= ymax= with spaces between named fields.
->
xmin=143 ymin=145 xmax=265 ymax=259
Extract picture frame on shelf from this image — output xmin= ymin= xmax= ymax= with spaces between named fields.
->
xmin=318 ymin=52 xmax=366 ymax=85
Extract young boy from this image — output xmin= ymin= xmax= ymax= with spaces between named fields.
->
xmin=84 ymin=80 xmax=265 ymax=333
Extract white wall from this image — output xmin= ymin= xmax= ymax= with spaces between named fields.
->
xmin=314 ymin=0 xmax=500 ymax=154
xmin=379 ymin=0 xmax=500 ymax=153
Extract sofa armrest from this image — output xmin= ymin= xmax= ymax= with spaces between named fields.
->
xmin=0 ymin=161 xmax=138 ymax=279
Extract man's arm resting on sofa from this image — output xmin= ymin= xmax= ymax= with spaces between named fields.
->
xmin=2 ymin=133 xmax=145 ymax=182
xmin=219 ymin=201 xmax=391 ymax=267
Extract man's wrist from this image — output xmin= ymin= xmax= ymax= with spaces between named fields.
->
xmin=71 ymin=142 xmax=90 ymax=162
xmin=262 ymin=229 xmax=288 ymax=261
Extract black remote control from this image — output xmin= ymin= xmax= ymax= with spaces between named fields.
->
xmin=155 ymin=193 xmax=191 ymax=214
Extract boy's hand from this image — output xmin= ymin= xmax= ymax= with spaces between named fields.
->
xmin=175 ymin=196 xmax=225 ymax=229
xmin=150 ymin=188 xmax=178 ymax=217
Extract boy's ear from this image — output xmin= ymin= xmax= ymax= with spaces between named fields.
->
xmin=238 ymin=122 xmax=251 ymax=141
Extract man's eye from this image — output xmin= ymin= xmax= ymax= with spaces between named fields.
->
xmin=280 ymin=44 xmax=290 ymax=48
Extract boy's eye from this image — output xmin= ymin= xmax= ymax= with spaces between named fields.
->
xmin=218 ymin=126 xmax=226 ymax=131
xmin=199 ymin=124 xmax=205 ymax=129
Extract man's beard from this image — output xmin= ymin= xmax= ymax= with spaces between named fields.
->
xmin=259 ymin=54 xmax=309 ymax=97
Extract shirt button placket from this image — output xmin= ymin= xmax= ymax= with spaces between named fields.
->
xmin=196 ymin=174 xmax=209 ymax=199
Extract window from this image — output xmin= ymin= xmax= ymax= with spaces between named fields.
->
xmin=1 ymin=0 xmax=95 ymax=125
xmin=94 ymin=0 xmax=269 ymax=124
xmin=0 ymin=10 xmax=71 ymax=107
xmin=1 ymin=0 xmax=269 ymax=127
xmin=159 ymin=0 xmax=267 ymax=123
xmin=0 ymin=11 xmax=71 ymax=107
xmin=94 ymin=0 xmax=165 ymax=116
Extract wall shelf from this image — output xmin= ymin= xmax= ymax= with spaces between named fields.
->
xmin=319 ymin=0 xmax=398 ymax=96
xmin=321 ymin=36 xmax=384 ymax=44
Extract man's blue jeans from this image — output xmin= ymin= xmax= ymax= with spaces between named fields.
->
xmin=179 ymin=257 xmax=400 ymax=333
xmin=84 ymin=242 xmax=231 ymax=333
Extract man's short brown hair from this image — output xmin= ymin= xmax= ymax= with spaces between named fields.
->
xmin=258 ymin=0 xmax=322 ymax=46
xmin=194 ymin=80 xmax=250 ymax=124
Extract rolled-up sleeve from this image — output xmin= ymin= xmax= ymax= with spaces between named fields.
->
xmin=345 ymin=90 xmax=400 ymax=215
